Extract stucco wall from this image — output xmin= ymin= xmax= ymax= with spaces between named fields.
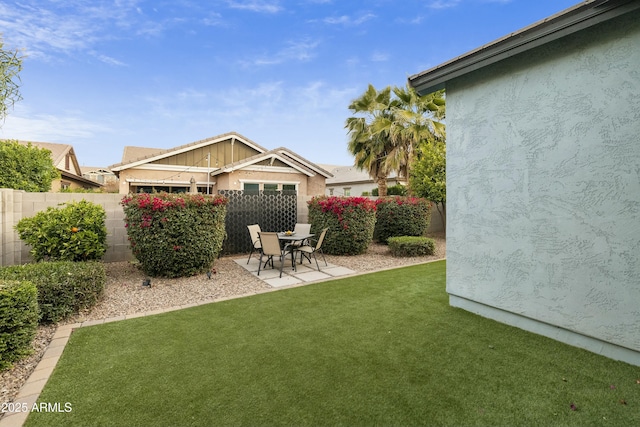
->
xmin=446 ymin=10 xmax=640 ymax=363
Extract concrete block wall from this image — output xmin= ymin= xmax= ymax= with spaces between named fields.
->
xmin=1 ymin=189 xmax=133 ymax=266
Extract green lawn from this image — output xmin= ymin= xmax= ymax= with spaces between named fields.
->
xmin=26 ymin=260 xmax=639 ymax=426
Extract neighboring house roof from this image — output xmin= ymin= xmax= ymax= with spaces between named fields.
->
xmin=110 ymin=131 xmax=268 ymax=171
xmin=322 ymin=165 xmax=403 ymax=186
xmin=408 ymin=0 xmax=640 ymax=95
xmin=109 ymin=131 xmax=332 ymax=178
xmin=14 ymin=140 xmax=102 ymax=188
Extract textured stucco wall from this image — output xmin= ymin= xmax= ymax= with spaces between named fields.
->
xmin=446 ymin=10 xmax=640 ymax=360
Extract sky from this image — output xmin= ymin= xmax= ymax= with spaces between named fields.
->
xmin=0 ymin=0 xmax=579 ymax=168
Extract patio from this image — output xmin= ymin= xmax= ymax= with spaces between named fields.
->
xmin=235 ymin=255 xmax=356 ymax=287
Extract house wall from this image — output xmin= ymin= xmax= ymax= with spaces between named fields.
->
xmin=446 ymin=9 xmax=640 ymax=365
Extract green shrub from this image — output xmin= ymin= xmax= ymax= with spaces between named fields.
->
xmin=0 ymin=261 xmax=105 ymax=324
xmin=374 ymin=197 xmax=431 ymax=244
xmin=0 ymin=280 xmax=39 ymax=370
xmin=371 ymin=184 xmax=408 ymax=197
xmin=388 ymin=236 xmax=436 ymax=257
xmin=15 ymin=199 xmax=108 ymax=262
xmin=121 ymin=193 xmax=228 ymax=278
xmin=308 ymin=196 xmax=377 ymax=255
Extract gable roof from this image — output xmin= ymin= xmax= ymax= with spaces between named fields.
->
xmin=211 ymin=146 xmax=333 ymax=178
xmin=408 ymin=0 xmax=640 ymax=95
xmin=12 ymin=140 xmax=102 ymax=188
xmin=109 ymin=131 xmax=268 ymax=171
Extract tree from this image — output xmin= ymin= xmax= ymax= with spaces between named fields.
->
xmin=409 ymin=139 xmax=446 ymax=230
xmin=0 ymin=140 xmax=60 ymax=191
xmin=346 ymin=84 xmax=444 ymax=197
xmin=0 ymin=36 xmax=23 ymax=123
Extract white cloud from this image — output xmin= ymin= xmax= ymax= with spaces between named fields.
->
xmin=322 ymin=13 xmax=376 ymax=26
xmin=427 ymin=0 xmax=462 ymax=9
xmin=371 ymin=51 xmax=389 ymax=62
xmin=225 ymin=1 xmax=282 ymax=13
xmin=241 ymin=38 xmax=320 ymax=67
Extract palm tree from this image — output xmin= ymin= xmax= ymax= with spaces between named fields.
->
xmin=346 ymin=84 xmax=444 ymax=197
xmin=346 ymin=84 xmax=395 ymax=197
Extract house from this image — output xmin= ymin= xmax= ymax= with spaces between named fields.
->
xmin=408 ymin=0 xmax=640 ymax=365
xmin=108 ymin=132 xmax=332 ymax=196
xmin=15 ymin=140 xmax=102 ymax=191
xmin=322 ymin=165 xmax=406 ymax=196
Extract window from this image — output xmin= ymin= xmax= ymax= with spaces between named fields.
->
xmin=243 ymin=183 xmax=259 ymax=194
xmin=264 ymin=183 xmax=278 ymax=192
xmin=343 ymin=188 xmax=351 ymax=196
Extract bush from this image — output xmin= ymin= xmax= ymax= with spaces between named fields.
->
xmin=374 ymin=197 xmax=431 ymax=244
xmin=308 ymin=196 xmax=377 ymax=255
xmin=121 ymin=193 xmax=228 ymax=278
xmin=371 ymin=184 xmax=407 ymax=197
xmin=0 ymin=280 xmax=39 ymax=370
xmin=0 ymin=261 xmax=105 ymax=324
xmin=388 ymin=236 xmax=436 ymax=257
xmin=15 ymin=199 xmax=108 ymax=262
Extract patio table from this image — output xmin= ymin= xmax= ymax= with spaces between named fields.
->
xmin=277 ymin=232 xmax=314 ymax=271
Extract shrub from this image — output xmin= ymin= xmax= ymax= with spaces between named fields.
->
xmin=0 ymin=280 xmax=38 ymax=370
xmin=15 ymin=199 xmax=108 ymax=262
xmin=371 ymin=184 xmax=407 ymax=197
xmin=388 ymin=236 xmax=436 ymax=257
xmin=308 ymin=196 xmax=377 ymax=255
xmin=121 ymin=193 xmax=228 ymax=278
xmin=374 ymin=197 xmax=431 ymax=244
xmin=0 ymin=261 xmax=105 ymax=324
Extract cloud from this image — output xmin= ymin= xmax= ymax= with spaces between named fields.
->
xmin=371 ymin=51 xmax=389 ymax=62
xmin=241 ymin=38 xmax=320 ymax=66
xmin=322 ymin=13 xmax=376 ymax=26
xmin=0 ymin=107 xmax=112 ymax=143
xmin=427 ymin=0 xmax=462 ymax=9
xmin=225 ymin=1 xmax=282 ymax=13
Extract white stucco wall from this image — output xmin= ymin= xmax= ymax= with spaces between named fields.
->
xmin=446 ymin=10 xmax=640 ymax=364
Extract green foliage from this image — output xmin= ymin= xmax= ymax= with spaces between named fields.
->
xmin=121 ymin=193 xmax=228 ymax=278
xmin=0 ymin=140 xmax=60 ymax=192
xmin=0 ymin=37 xmax=23 ymax=122
xmin=387 ymin=236 xmax=436 ymax=257
xmin=308 ymin=196 xmax=377 ymax=255
xmin=0 ymin=262 xmax=105 ymax=324
xmin=374 ymin=197 xmax=431 ymax=244
xmin=371 ymin=184 xmax=407 ymax=197
xmin=410 ymin=140 xmax=446 ymax=205
xmin=15 ymin=200 xmax=108 ymax=262
xmin=0 ymin=279 xmax=38 ymax=370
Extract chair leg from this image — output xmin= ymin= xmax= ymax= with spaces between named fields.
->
xmin=247 ymin=246 xmax=254 ymax=264
xmin=312 ymin=252 xmax=320 ymax=271
xmin=318 ymin=248 xmax=327 ymax=266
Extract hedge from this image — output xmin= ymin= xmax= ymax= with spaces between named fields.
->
xmin=0 ymin=279 xmax=39 ymax=370
xmin=374 ymin=196 xmax=431 ymax=244
xmin=388 ymin=236 xmax=436 ymax=257
xmin=0 ymin=261 xmax=105 ymax=324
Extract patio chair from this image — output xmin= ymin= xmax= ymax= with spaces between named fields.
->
xmin=291 ymin=223 xmax=312 ymax=247
xmin=247 ymin=224 xmax=262 ymax=264
xmin=257 ymin=232 xmax=296 ymax=278
xmin=298 ymin=228 xmax=328 ymax=271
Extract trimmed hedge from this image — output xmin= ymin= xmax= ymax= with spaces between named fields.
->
xmin=374 ymin=197 xmax=431 ymax=244
xmin=0 ymin=262 xmax=105 ymax=324
xmin=0 ymin=280 xmax=39 ymax=370
xmin=388 ymin=236 xmax=436 ymax=257
xmin=15 ymin=199 xmax=108 ymax=262
xmin=122 ymin=193 xmax=228 ymax=278
xmin=308 ymin=196 xmax=377 ymax=255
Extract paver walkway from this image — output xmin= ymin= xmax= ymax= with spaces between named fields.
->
xmin=236 ymin=255 xmax=356 ymax=287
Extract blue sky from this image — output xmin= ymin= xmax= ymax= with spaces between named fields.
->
xmin=0 ymin=0 xmax=578 ymax=168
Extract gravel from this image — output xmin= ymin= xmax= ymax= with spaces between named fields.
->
xmin=0 ymin=234 xmax=445 ymax=410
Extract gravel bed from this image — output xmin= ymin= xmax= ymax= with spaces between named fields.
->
xmin=0 ymin=234 xmax=445 ymax=411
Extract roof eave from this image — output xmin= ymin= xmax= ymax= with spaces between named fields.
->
xmin=408 ymin=0 xmax=640 ymax=95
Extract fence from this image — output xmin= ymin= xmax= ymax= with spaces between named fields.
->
xmin=0 ymin=189 xmax=317 ymax=266
xmin=0 ymin=189 xmax=442 ymax=266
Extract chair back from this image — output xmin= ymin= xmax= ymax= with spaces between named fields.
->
xmin=315 ymin=228 xmax=328 ymax=250
xmin=247 ymin=224 xmax=262 ymax=248
xmin=294 ymin=223 xmax=311 ymax=235
xmin=259 ymin=232 xmax=282 ymax=256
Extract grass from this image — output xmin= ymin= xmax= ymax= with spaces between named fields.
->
xmin=26 ymin=260 xmax=639 ymax=426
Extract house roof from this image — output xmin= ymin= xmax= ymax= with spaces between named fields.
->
xmin=12 ymin=140 xmax=102 ymax=188
xmin=109 ymin=131 xmax=268 ymax=171
xmin=408 ymin=0 xmax=640 ymax=95
xmin=211 ymin=146 xmax=333 ymax=178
